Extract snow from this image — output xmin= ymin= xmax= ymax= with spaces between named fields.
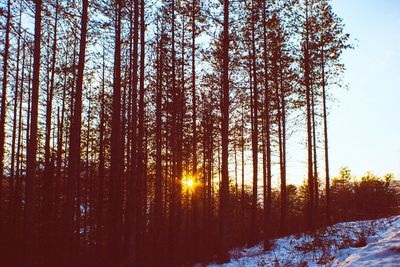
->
xmin=207 ymin=215 xmax=400 ymax=267
xmin=335 ymin=217 xmax=400 ymax=266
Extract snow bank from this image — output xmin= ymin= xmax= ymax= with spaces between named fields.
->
xmin=208 ymin=216 xmax=400 ymax=267
xmin=336 ymin=217 xmax=400 ymax=266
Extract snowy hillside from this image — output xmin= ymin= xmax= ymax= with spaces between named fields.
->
xmin=208 ymin=216 xmax=400 ymax=267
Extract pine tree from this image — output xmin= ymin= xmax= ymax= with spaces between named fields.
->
xmin=64 ymin=1 xmax=89 ymax=265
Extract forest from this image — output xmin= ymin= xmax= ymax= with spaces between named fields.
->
xmin=0 ymin=0 xmax=398 ymax=266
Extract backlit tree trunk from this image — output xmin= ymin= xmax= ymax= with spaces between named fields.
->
xmin=64 ymin=1 xmax=89 ymax=265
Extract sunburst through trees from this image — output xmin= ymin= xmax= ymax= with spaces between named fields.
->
xmin=0 ymin=0 xmax=398 ymax=266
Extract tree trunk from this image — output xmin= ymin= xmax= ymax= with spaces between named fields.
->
xmin=219 ymin=0 xmax=229 ymax=261
xmin=311 ymin=78 xmax=319 ymax=216
xmin=64 ymin=1 xmax=88 ymax=266
xmin=108 ymin=1 xmax=124 ymax=265
xmin=321 ymin=47 xmax=331 ymax=224
xmin=13 ymin=38 xmax=26 ymax=246
xmin=126 ymin=0 xmax=139 ymax=264
xmin=250 ymin=0 xmax=259 ymax=245
xmin=168 ymin=0 xmax=179 ymax=264
xmin=304 ymin=0 xmax=315 ymax=231
xmin=262 ymin=0 xmax=272 ymax=250
xmin=42 ymin=2 xmax=59 ymax=264
xmin=154 ymin=18 xmax=163 ymax=265
xmin=0 ymin=0 xmax=11 ymax=222
xmin=241 ymin=106 xmax=245 ymax=234
xmin=96 ymin=40 xmax=106 ymax=267
xmin=136 ymin=0 xmax=146 ymax=263
xmin=24 ymin=1 xmax=42 ymax=265
xmin=279 ymin=60 xmax=287 ymax=235
xmin=9 ymin=5 xmax=22 ymax=218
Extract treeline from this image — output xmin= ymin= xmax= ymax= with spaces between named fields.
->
xmin=0 ymin=0 xmax=360 ymax=266
xmin=278 ymin=168 xmax=399 ymax=235
xmin=330 ymin=168 xmax=399 ymax=222
xmin=223 ymin=168 xmax=399 ymax=246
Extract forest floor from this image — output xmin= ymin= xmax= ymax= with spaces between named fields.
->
xmin=207 ymin=215 xmax=400 ymax=266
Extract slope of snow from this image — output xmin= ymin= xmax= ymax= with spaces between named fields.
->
xmin=335 ymin=217 xmax=400 ymax=266
xmin=208 ymin=215 xmax=400 ymax=267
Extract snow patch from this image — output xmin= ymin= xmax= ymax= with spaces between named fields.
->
xmin=208 ymin=216 xmax=400 ymax=267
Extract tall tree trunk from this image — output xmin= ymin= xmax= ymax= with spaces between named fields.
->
xmin=42 ymin=2 xmax=59 ymax=264
xmin=178 ymin=11 xmax=186 ymax=262
xmin=136 ymin=0 xmax=146 ymax=263
xmin=108 ymin=1 xmax=124 ymax=265
xmin=262 ymin=0 xmax=272 ymax=250
xmin=191 ymin=0 xmax=197 ymax=194
xmin=13 ymin=38 xmax=26 ymax=246
xmin=24 ymin=1 xmax=42 ymax=265
xmin=44 ymin=0 xmax=59 ymax=191
xmin=279 ymin=60 xmax=287 ymax=235
xmin=304 ymin=0 xmax=315 ymax=230
xmin=154 ymin=19 xmax=163 ymax=265
xmin=240 ymin=106 xmax=245 ymax=234
xmin=0 ymin=0 xmax=11 ymax=222
xmin=191 ymin=2 xmax=199 ymax=259
xmin=56 ymin=45 xmax=68 ymax=258
xmin=321 ymin=47 xmax=331 ymax=224
xmin=219 ymin=0 xmax=229 ymax=261
xmin=84 ymin=100 xmax=91 ymax=244
xmin=250 ymin=0 xmax=259 ymax=245
xmin=9 ymin=5 xmax=23 ymax=216
xmin=64 ymin=1 xmax=88 ymax=266
xmin=6 ymin=8 xmax=22 ymax=264
xmin=126 ymin=0 xmax=139 ymax=263
xmin=96 ymin=40 xmax=107 ymax=267
xmin=26 ymin=52 xmax=32 ymax=154
xmin=168 ymin=0 xmax=179 ymax=264
xmin=311 ymin=80 xmax=319 ymax=216
xmin=234 ymin=141 xmax=238 ymax=196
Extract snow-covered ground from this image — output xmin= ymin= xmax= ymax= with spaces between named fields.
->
xmin=208 ymin=216 xmax=400 ymax=266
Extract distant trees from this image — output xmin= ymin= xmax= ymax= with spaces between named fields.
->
xmin=331 ymin=168 xmax=398 ymax=221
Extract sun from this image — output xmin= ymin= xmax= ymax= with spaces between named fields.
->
xmin=187 ymin=179 xmax=194 ymax=188
xmin=182 ymin=175 xmax=196 ymax=192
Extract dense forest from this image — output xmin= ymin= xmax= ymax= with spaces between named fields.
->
xmin=0 ymin=0 xmax=398 ymax=266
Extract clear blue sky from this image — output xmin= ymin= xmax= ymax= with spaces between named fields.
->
xmin=288 ymin=0 xmax=400 ymax=184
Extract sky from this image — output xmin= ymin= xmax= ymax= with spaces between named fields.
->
xmin=287 ymin=0 xmax=400 ymax=184
xmin=14 ymin=0 xmax=400 ymax=185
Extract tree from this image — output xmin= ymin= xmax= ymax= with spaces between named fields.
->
xmin=64 ymin=1 xmax=89 ymax=265
xmin=135 ymin=0 xmax=147 ymax=263
xmin=42 ymin=1 xmax=59 ymax=263
xmin=262 ymin=0 xmax=272 ymax=250
xmin=0 ymin=0 xmax=354 ymax=265
xmin=249 ymin=0 xmax=259 ymax=245
xmin=107 ymin=0 xmax=124 ymax=265
xmin=316 ymin=0 xmax=351 ymax=224
xmin=9 ymin=1 xmax=23 ymax=219
xmin=219 ymin=0 xmax=230 ymax=262
xmin=0 ymin=0 xmax=11 ymax=223
xmin=23 ymin=0 xmax=42 ymax=265
xmin=303 ymin=0 xmax=315 ymax=230
xmin=126 ymin=0 xmax=140 ymax=264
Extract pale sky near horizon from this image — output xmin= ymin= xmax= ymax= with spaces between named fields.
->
xmin=286 ymin=0 xmax=400 ymax=184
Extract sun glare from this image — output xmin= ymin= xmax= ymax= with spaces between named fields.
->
xmin=183 ymin=175 xmax=196 ymax=192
